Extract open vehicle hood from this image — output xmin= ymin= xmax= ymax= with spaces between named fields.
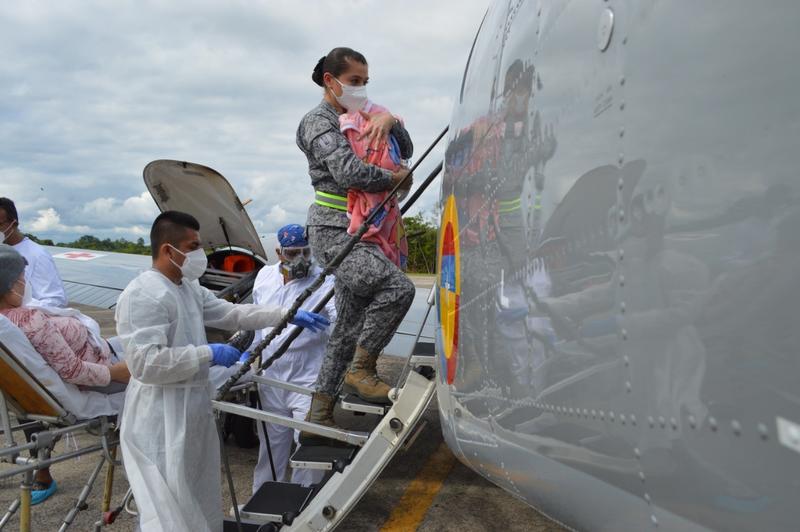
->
xmin=143 ymin=160 xmax=266 ymax=259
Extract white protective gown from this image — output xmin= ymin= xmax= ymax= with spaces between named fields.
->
xmin=115 ymin=269 xmax=286 ymax=532
xmin=251 ymin=264 xmax=336 ymax=490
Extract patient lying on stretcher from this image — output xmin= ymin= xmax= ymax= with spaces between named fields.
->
xmin=0 ymin=255 xmax=131 ymax=388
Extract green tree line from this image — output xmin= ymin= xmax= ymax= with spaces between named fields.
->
xmin=403 ymin=213 xmax=438 ymax=274
xmin=27 ymin=234 xmax=151 ymax=255
xmin=26 ymin=214 xmax=439 ymax=270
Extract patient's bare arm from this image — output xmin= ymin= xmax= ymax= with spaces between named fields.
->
xmin=109 ymin=361 xmax=131 ymax=383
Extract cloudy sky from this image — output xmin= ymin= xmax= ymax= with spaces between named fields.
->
xmin=1 ymin=0 xmax=487 ymax=245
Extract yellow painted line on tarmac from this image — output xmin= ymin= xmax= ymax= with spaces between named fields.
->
xmin=379 ymin=441 xmax=458 ymax=532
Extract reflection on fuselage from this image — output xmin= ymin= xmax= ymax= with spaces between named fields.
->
xmin=438 ymin=1 xmax=800 ymax=530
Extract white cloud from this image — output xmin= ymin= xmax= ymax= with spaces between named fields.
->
xmin=80 ymin=192 xmax=159 ymax=226
xmin=1 ymin=0 xmax=489 ymax=243
xmin=113 ymin=225 xmax=148 ymax=236
xmin=265 ymin=204 xmax=288 ymax=227
xmin=29 ymin=208 xmax=91 ymax=233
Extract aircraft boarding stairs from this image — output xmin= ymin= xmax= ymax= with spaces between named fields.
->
xmin=214 ymin=285 xmax=438 ymax=532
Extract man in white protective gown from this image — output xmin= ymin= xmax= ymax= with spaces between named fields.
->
xmin=249 ymin=224 xmax=336 ymax=492
xmin=115 ymin=211 xmax=329 ymax=532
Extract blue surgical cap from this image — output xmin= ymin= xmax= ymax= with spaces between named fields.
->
xmin=277 ymin=224 xmax=308 ymax=248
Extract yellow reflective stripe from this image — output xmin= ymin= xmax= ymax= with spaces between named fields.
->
xmin=314 ymin=190 xmax=348 ymax=211
xmin=315 ymin=190 xmax=347 ymax=202
xmin=498 ymin=198 xmax=521 ymax=213
xmin=498 ymin=198 xmax=521 ymax=206
xmin=314 ymin=199 xmax=348 ymax=211
xmin=498 ymin=205 xmax=521 ymax=214
xmin=498 ymin=198 xmax=522 ymax=214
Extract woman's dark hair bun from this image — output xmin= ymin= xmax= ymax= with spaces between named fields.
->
xmin=311 ymin=48 xmax=367 ymax=87
xmin=312 ymin=56 xmax=326 ymax=87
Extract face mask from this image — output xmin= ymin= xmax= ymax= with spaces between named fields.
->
xmin=332 ymin=78 xmax=368 ymax=112
xmin=279 ymin=248 xmax=312 ymax=279
xmin=1 ymin=221 xmax=16 ymax=244
xmin=11 ymin=279 xmax=32 ymax=306
xmin=168 ymin=245 xmax=208 ymax=281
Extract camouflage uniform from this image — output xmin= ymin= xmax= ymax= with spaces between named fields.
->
xmin=297 ymin=101 xmax=415 ymax=396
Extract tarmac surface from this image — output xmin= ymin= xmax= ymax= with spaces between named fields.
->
xmin=0 ymin=280 xmax=564 ymax=531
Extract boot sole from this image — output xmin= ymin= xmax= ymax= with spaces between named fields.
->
xmin=342 ymin=383 xmax=392 ymax=405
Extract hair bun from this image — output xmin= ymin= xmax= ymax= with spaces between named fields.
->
xmin=311 ymin=55 xmax=326 ymax=86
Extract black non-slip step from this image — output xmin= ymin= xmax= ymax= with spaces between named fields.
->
xmin=241 ymin=480 xmax=315 ymax=525
xmin=340 ymin=393 xmax=390 ymax=415
xmin=414 ymin=340 xmax=436 ymax=356
xmin=290 ymin=444 xmax=358 ymax=472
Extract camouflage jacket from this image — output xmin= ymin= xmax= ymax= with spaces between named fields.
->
xmin=298 ymin=100 xmax=413 ymax=228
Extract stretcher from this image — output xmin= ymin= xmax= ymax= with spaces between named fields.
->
xmin=0 ymin=315 xmax=250 ymax=531
xmin=0 ymin=314 xmax=126 ymax=531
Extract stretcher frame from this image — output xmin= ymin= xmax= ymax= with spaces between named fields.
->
xmin=0 ymin=337 xmax=126 ymax=532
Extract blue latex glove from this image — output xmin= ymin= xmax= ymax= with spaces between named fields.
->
xmin=239 ymin=351 xmax=252 ymax=364
xmin=290 ymin=310 xmax=330 ymax=333
xmin=209 ymin=343 xmax=241 ymax=367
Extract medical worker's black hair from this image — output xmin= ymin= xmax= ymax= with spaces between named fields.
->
xmin=0 ymin=198 xmax=19 ymax=224
xmin=312 ymin=47 xmax=368 ymax=87
xmin=150 ymin=210 xmax=200 ymax=258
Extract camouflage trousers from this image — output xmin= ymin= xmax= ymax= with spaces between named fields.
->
xmin=308 ymin=225 xmax=415 ymax=396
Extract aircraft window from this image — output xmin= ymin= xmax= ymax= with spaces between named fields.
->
xmin=459 ymin=9 xmax=488 ymax=104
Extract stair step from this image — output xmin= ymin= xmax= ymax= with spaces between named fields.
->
xmin=223 ymin=518 xmax=275 ymax=532
xmin=414 ymin=341 xmax=436 ymax=356
xmin=410 ymin=341 xmax=436 ymax=368
xmin=340 ymin=393 xmax=390 ymax=415
xmin=290 ymin=444 xmax=358 ymax=471
xmin=240 ymin=481 xmax=314 ymax=525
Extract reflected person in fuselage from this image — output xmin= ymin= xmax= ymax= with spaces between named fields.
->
xmin=115 ymin=211 xmax=328 ymax=531
xmin=493 ymin=60 xmax=557 ymax=401
xmin=296 ymin=47 xmax=415 ymax=444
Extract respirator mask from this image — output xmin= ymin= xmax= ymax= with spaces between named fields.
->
xmin=280 ymin=247 xmax=312 ymax=279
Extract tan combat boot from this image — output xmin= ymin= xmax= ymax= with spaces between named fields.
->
xmin=342 ymin=346 xmax=392 ymax=405
xmin=298 ymin=392 xmax=348 ymax=447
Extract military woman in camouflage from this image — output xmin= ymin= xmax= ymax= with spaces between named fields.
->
xmin=296 ymin=47 xmax=415 ymax=443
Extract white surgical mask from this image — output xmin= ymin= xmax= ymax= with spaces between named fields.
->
xmin=11 ymin=279 xmax=32 ymax=306
xmin=1 ymin=221 xmax=16 ymax=244
xmin=168 ymin=245 xmax=208 ymax=281
xmin=333 ymin=78 xmax=368 ymax=112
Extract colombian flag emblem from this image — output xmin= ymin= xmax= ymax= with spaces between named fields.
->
xmin=438 ymin=195 xmax=460 ymax=385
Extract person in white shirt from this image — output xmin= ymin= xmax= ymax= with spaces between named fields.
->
xmin=0 ymin=198 xmax=67 ymax=307
xmin=250 ymin=224 xmax=336 ymax=491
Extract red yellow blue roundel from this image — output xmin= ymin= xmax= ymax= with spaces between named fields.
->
xmin=438 ymin=195 xmax=460 ymax=385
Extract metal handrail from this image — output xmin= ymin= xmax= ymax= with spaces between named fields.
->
xmin=212 ymin=401 xmax=368 ymax=447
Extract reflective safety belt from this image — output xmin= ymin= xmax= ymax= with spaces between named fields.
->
xmin=314 ymin=190 xmax=348 ymax=211
xmin=498 ymin=197 xmax=522 ymax=214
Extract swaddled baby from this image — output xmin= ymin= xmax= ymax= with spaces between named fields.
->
xmin=339 ymin=100 xmax=408 ymax=269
